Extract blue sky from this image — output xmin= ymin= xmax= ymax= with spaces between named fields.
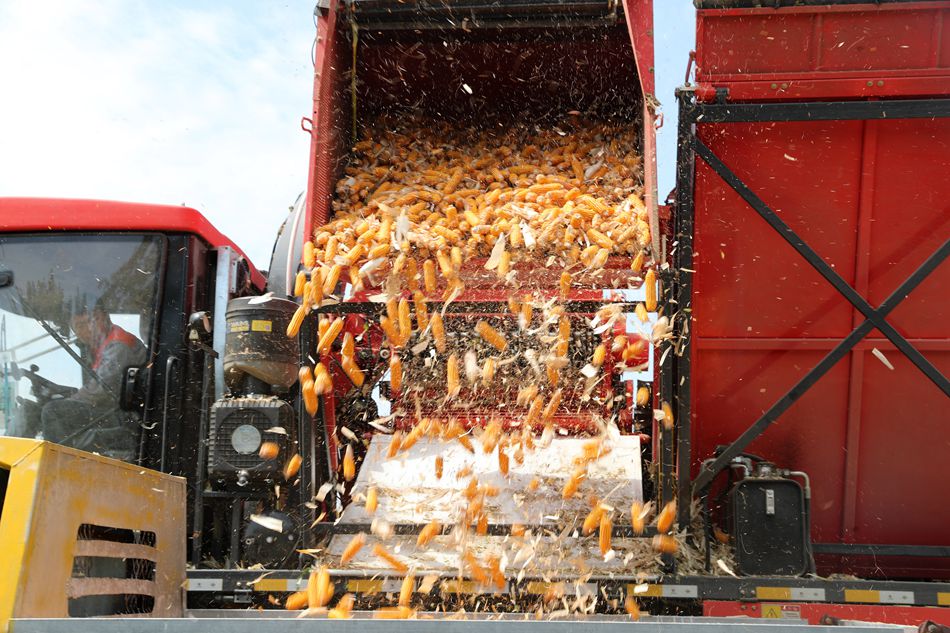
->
xmin=0 ymin=1 xmax=695 ymax=269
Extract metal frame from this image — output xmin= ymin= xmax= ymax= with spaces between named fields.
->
xmin=671 ymin=91 xmax=950 ymax=556
xmin=184 ymin=567 xmax=950 ymax=609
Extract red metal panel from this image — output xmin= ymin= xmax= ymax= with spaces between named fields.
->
xmin=690 ymin=113 xmax=950 ymax=576
xmin=695 ymin=2 xmax=950 ymax=101
xmin=691 ymin=348 xmax=851 ymax=541
xmin=704 ymin=600 xmax=950 ymax=627
xmin=693 ymin=121 xmax=864 ymax=339
xmin=0 ymin=197 xmax=265 ymax=290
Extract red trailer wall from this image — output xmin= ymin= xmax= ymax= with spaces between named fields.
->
xmin=690 ymin=2 xmax=950 ymax=578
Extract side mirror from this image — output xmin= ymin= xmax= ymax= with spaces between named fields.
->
xmin=0 ymin=269 xmax=12 ymax=288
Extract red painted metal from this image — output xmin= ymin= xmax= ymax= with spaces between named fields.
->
xmin=689 ymin=2 xmax=950 ymax=578
xmin=695 ymin=2 xmax=950 ymax=101
xmin=0 ymin=197 xmax=265 ymax=290
xmin=704 ymin=600 xmax=950 ymax=627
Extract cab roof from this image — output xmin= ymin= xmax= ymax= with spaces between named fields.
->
xmin=0 ymin=197 xmax=265 ymax=290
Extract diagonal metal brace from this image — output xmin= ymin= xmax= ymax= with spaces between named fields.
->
xmin=689 ymin=139 xmax=950 ymax=495
xmin=693 ymin=137 xmax=950 ymax=398
xmin=693 ymin=237 xmax=950 ymax=494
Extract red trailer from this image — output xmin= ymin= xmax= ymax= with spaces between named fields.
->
xmin=676 ymin=0 xmax=950 ymax=588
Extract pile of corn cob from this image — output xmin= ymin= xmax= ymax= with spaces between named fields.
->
xmin=299 ymin=114 xmax=651 ymax=304
xmin=280 ymin=115 xmax=678 ymax=618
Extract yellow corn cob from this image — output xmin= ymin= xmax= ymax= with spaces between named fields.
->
xmin=511 ymin=523 xmax=526 ymax=537
xmin=340 ymin=533 xmax=365 ymax=565
xmin=625 ymin=596 xmax=641 ymax=621
xmin=399 ymin=570 xmax=416 ymax=607
xmin=446 ymin=353 xmax=460 ymax=398
xmin=342 ymin=357 xmax=364 ymax=387
xmin=314 ymin=363 xmax=333 ymax=395
xmin=636 ymin=386 xmax=651 ymax=407
xmin=317 ymin=318 xmax=343 ymax=355
xmin=398 ymin=298 xmax=412 ymax=341
xmin=645 ymin=268 xmax=657 ymax=311
xmin=324 ymin=236 xmax=338 ymax=263
xmin=592 ymin=343 xmax=607 ymax=367
xmin=303 ymin=240 xmax=317 ymax=268
xmin=341 ymin=332 xmax=355 ymax=359
xmin=497 ymin=250 xmax=511 ymax=280
xmin=379 ymin=315 xmax=401 ymax=348
xmin=563 ymin=467 xmax=585 ymax=499
xmin=302 ymin=380 xmax=318 ymax=416
xmin=652 ymin=534 xmax=678 ymax=554
xmin=662 ymin=401 xmax=674 ymax=430
xmin=560 ymin=270 xmax=572 ymax=299
xmin=435 ymin=455 xmax=444 ymax=479
xmin=365 ymin=486 xmax=378 ymax=514
xmin=423 ymin=259 xmax=436 ymax=293
xmin=481 ymin=357 xmax=496 ymax=386
xmin=599 ymin=512 xmax=612 ymax=556
xmin=631 ymin=501 xmax=646 ymax=535
xmin=525 ymin=395 xmax=543 ymax=429
xmin=583 ymin=503 xmax=605 ymax=536
xmin=373 ymin=543 xmax=409 ymax=573
xmin=413 ymin=291 xmax=428 ymax=331
xmin=259 ymin=441 xmax=279 ymax=460
xmin=286 ymin=305 xmax=306 ymax=338
xmin=417 ymin=519 xmax=440 ymax=547
xmin=528 ymin=477 xmax=540 ymax=492
xmin=475 ymin=320 xmax=507 ymax=351
xmin=657 ymin=501 xmax=676 ymax=533
xmin=463 ymin=550 xmax=490 ymax=585
xmin=373 ymin=606 xmax=415 ymax=620
xmin=591 ymin=247 xmax=609 ymax=269
xmin=389 ymin=355 xmax=402 ymax=392
xmin=285 ymin=591 xmax=308 ymax=610
xmin=343 ymin=243 xmax=365 ymax=267
xmin=386 ymin=430 xmax=403 ymax=459
xmin=546 ymin=361 xmax=559 ymax=388
xmin=436 ymin=249 xmax=453 ymax=277
xmin=400 ymin=422 xmax=425 ymax=452
xmin=328 ymin=593 xmax=355 ymax=619
xmin=430 ymin=313 xmax=446 ymax=354
xmin=308 ymin=566 xmax=332 ymax=609
xmin=293 ymin=271 xmax=307 ymax=297
xmin=343 ymin=444 xmax=356 ymax=481
xmin=635 ymin=302 xmax=649 ymax=322
xmin=631 ymin=251 xmax=645 ymax=273
xmin=542 ymin=388 xmax=562 ymax=421
xmin=283 ymin=453 xmax=302 ymax=480
xmin=386 ymin=296 xmax=398 ymax=323
xmin=405 ymin=257 xmax=419 ymax=293
xmin=498 ymin=448 xmax=510 ymax=476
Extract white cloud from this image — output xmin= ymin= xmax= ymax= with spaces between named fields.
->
xmin=0 ymin=0 xmax=315 ymax=269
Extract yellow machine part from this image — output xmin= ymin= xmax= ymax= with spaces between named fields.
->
xmin=0 ymin=438 xmax=186 ymax=631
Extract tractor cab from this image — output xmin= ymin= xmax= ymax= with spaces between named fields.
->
xmin=0 ymin=198 xmax=265 ymax=475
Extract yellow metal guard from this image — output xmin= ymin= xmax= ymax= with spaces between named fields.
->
xmin=0 ymin=438 xmax=185 ymax=631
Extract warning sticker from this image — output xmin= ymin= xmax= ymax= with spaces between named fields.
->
xmin=251 ymin=319 xmax=273 ymax=332
xmin=229 ymin=321 xmax=249 ymax=333
xmin=761 ymin=604 xmax=801 ymax=619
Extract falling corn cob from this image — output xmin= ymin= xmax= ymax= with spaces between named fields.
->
xmin=342 ymin=444 xmax=356 ymax=481
xmin=657 ymin=501 xmax=676 ymax=533
xmin=340 ymin=533 xmax=365 ymax=565
xmin=475 ymin=320 xmax=507 ymax=352
xmin=373 ymin=543 xmax=409 ymax=573
xmin=645 ymin=268 xmax=657 ymax=312
xmin=283 ymin=453 xmax=302 ymax=480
